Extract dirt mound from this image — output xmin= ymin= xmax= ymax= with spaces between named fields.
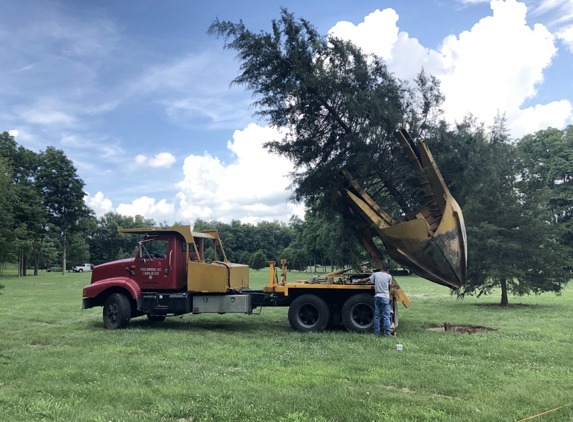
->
xmin=426 ymin=323 xmax=498 ymax=334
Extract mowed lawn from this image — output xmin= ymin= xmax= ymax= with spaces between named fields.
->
xmin=0 ymin=267 xmax=572 ymax=422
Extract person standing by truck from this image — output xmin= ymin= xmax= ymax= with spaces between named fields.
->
xmin=357 ymin=263 xmax=393 ymax=336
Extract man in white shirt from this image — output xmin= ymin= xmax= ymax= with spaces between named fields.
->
xmin=357 ymin=262 xmax=392 ymax=336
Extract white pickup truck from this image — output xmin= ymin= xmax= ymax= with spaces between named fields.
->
xmin=73 ymin=264 xmax=94 ymax=273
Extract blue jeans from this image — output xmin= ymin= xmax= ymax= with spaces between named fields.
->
xmin=374 ymin=297 xmax=391 ymax=336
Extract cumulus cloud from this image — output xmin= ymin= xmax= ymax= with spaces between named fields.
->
xmin=328 ymin=0 xmax=573 ymax=137
xmin=175 ymin=123 xmax=300 ymax=224
xmin=85 ymin=191 xmax=113 ymax=216
xmin=8 ymin=129 xmax=18 ymax=137
xmin=116 ymin=196 xmax=175 ymax=221
xmin=134 ymin=152 xmax=176 ymax=168
xmin=557 ymin=25 xmax=573 ymax=52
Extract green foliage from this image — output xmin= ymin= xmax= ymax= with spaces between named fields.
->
xmin=0 ymin=156 xmax=15 ymax=270
xmin=518 ymin=125 xmax=573 ymax=246
xmin=249 ymin=250 xmax=267 ymax=271
xmin=209 ymin=10 xmax=442 ymax=216
xmin=193 ymin=218 xmax=293 ymax=264
xmin=36 ymin=147 xmax=94 ymax=274
xmin=66 ymin=233 xmax=91 ymax=269
xmin=0 ymin=132 xmax=49 ymax=275
xmin=429 ymin=116 xmax=572 ymax=305
xmin=238 ymin=251 xmax=252 ymax=265
xmin=88 ymin=212 xmax=155 ymax=264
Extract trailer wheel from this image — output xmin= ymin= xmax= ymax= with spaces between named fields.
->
xmin=342 ymin=294 xmax=374 ymax=333
xmin=288 ymin=294 xmax=330 ymax=332
xmin=147 ymin=314 xmax=166 ymax=322
xmin=103 ymin=293 xmax=131 ymax=329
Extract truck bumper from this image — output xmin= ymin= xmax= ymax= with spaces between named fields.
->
xmin=82 ymin=297 xmax=96 ymax=310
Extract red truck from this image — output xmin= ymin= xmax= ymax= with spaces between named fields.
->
xmin=82 ymin=225 xmax=411 ymax=333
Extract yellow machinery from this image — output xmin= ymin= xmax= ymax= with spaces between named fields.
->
xmin=333 ymin=129 xmax=467 ymax=289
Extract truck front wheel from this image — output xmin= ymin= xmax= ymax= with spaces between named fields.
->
xmin=288 ymin=294 xmax=330 ymax=333
xmin=103 ymin=293 xmax=131 ymax=329
xmin=342 ymin=294 xmax=374 ymax=333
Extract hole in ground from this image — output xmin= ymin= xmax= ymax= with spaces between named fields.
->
xmin=426 ymin=323 xmax=498 ymax=334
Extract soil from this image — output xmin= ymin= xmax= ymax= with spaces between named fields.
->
xmin=426 ymin=323 xmax=498 ymax=334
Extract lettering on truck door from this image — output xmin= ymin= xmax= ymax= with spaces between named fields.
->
xmin=134 ymin=238 xmax=171 ymax=289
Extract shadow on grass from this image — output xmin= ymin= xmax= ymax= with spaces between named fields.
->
xmin=474 ymin=303 xmax=537 ymax=309
xmin=85 ymin=316 xmax=293 ymax=334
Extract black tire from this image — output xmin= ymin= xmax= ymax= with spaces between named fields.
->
xmin=147 ymin=314 xmax=166 ymax=322
xmin=79 ymin=269 xmax=83 ymax=273
xmin=103 ymin=293 xmax=131 ymax=329
xmin=342 ymin=293 xmax=375 ymax=333
xmin=288 ymin=294 xmax=330 ymax=332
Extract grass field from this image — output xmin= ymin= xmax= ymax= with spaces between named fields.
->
xmin=0 ymin=267 xmax=572 ymax=422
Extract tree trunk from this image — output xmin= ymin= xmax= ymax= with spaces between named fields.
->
xmin=23 ymin=254 xmax=27 ymax=276
xmin=500 ymin=277 xmax=508 ymax=306
xmin=34 ymin=250 xmax=39 ymax=276
xmin=62 ymin=230 xmax=67 ymax=276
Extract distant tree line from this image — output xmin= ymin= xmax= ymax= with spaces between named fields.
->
xmin=0 ymin=132 xmax=92 ymax=276
xmin=2 ymin=122 xmax=572 ymax=304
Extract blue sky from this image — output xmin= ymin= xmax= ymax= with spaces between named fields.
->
xmin=1 ymin=0 xmax=572 ymax=224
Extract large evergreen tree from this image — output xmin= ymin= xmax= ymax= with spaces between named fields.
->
xmin=209 ymin=10 xmax=442 ymax=217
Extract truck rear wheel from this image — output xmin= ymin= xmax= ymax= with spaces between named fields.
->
xmin=342 ymin=294 xmax=374 ymax=333
xmin=103 ymin=293 xmax=131 ymax=329
xmin=288 ymin=294 xmax=330 ymax=332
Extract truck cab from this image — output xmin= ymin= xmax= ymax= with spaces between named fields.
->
xmin=82 ymin=226 xmax=250 ymax=329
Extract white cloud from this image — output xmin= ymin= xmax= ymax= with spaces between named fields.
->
xmin=557 ymin=24 xmax=573 ymax=51
xmin=18 ymin=105 xmax=76 ymax=126
xmin=328 ymin=0 xmax=573 ymax=136
xmin=116 ymin=196 xmax=175 ymax=221
xmin=134 ymin=152 xmax=176 ymax=168
xmin=149 ymin=152 xmax=176 ymax=168
xmin=85 ymin=191 xmax=113 ymax=216
xmin=509 ymin=99 xmax=573 ymax=136
xmin=174 ymin=123 xmax=299 ymax=224
xmin=8 ymin=129 xmax=18 ymax=137
xmin=329 ymin=9 xmax=399 ymax=60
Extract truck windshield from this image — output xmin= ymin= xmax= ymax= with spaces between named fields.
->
xmin=140 ymin=239 xmax=169 ymax=260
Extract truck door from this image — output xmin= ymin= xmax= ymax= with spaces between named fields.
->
xmin=133 ymin=237 xmax=175 ymax=290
